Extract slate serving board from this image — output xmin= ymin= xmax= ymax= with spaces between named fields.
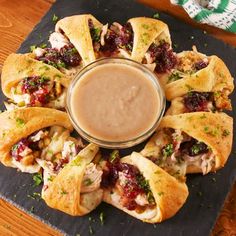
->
xmin=0 ymin=0 xmax=235 ymax=235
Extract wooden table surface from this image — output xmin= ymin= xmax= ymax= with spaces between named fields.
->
xmin=0 ymin=0 xmax=235 ymax=235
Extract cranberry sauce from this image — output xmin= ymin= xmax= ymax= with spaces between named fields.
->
xmin=100 ymin=23 xmax=133 ymax=56
xmin=101 ymin=151 xmax=154 ymax=211
xmin=20 ymin=76 xmax=51 ymax=106
xmin=148 ymin=42 xmax=177 ymax=73
xmin=183 ymin=92 xmax=215 ymax=112
xmin=194 ymin=60 xmax=208 ymax=71
xmin=10 ymin=132 xmax=41 ymax=162
xmin=179 ymin=139 xmax=208 ymax=157
xmin=36 ymin=44 xmax=81 ymax=69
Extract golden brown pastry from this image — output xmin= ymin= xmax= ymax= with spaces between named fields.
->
xmin=141 ymin=112 xmax=233 ymax=176
xmin=101 ymin=151 xmax=188 ymax=223
xmin=55 ymin=14 xmax=103 ymax=65
xmin=128 ymin=17 xmax=171 ymax=63
xmin=1 ymin=53 xmax=70 ymax=110
xmin=0 ymin=107 xmax=78 ymax=173
xmin=159 ymin=50 xmax=234 ymax=101
xmin=42 ymin=143 xmax=103 ymax=216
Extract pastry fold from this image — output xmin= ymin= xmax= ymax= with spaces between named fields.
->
xmin=55 ymin=14 xmax=103 ymax=65
xmin=1 ymin=53 xmax=70 ymax=99
xmin=0 ymin=107 xmax=73 ymax=167
xmin=103 ymin=152 xmax=188 ymax=223
xmin=162 ymin=51 xmax=234 ymax=101
xmin=42 ymin=143 xmax=103 ymax=216
xmin=142 ymin=112 xmax=233 ymax=174
xmin=128 ymin=17 xmax=171 ymax=63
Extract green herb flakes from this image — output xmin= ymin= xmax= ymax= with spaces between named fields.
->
xmin=99 ymin=212 xmax=105 ymax=225
xmin=84 ymin=178 xmax=93 ymax=186
xmin=89 ymin=225 xmax=94 ymax=235
xmin=109 ymin=150 xmax=119 ymax=163
xmin=30 ymin=45 xmax=36 ymax=52
xmin=162 ymin=144 xmax=174 ymax=158
xmin=222 ymin=129 xmax=230 ymax=137
xmin=16 ymin=118 xmax=25 ymax=128
xmin=52 ymin=14 xmax=59 ymax=23
xmin=168 ymin=72 xmax=182 ymax=83
xmin=153 ymin=13 xmax=160 ymax=19
xmin=33 ymin=173 xmax=43 ymax=186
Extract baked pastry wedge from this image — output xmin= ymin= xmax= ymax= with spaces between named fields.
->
xmin=101 ymin=17 xmax=175 ymax=73
xmin=1 ymin=53 xmax=70 ymax=110
xmin=0 ymin=107 xmax=82 ymax=173
xmin=101 ymin=151 xmax=188 ymax=223
xmin=159 ymin=50 xmax=234 ymax=101
xmin=41 ymin=143 xmax=103 ymax=216
xmin=55 ymin=14 xmax=103 ymax=65
xmin=141 ymin=112 xmax=233 ymax=176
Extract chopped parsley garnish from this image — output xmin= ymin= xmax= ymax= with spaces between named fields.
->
xmin=40 ymin=43 xmax=47 ymax=49
xmin=30 ymin=45 xmax=36 ymax=52
xmin=158 ymin=191 xmax=164 ymax=196
xmin=109 ymin=150 xmax=119 ymax=163
xmin=162 ymin=144 xmax=174 ymax=158
xmin=33 ymin=173 xmax=43 ymax=186
xmin=91 ymin=27 xmax=101 ymax=42
xmin=168 ymin=72 xmax=182 ymax=83
xmin=153 ymin=13 xmax=160 ymax=19
xmin=84 ymin=178 xmax=93 ymax=186
xmin=52 ymin=14 xmax=59 ymax=23
xmin=222 ymin=129 xmax=230 ymax=137
xmin=16 ymin=118 xmax=25 ymax=128
xmin=99 ymin=212 xmax=105 ymax=225
xmin=89 ymin=225 xmax=94 ymax=235
xmin=61 ymin=189 xmax=68 ymax=195
xmin=136 ymin=175 xmax=155 ymax=203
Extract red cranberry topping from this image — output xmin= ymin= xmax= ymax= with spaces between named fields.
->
xmin=114 ymin=23 xmax=133 ymax=52
xmin=100 ymin=23 xmax=133 ymax=55
xmin=36 ymin=45 xmax=81 ymax=69
xmin=100 ymin=30 xmax=118 ymax=56
xmin=194 ymin=60 xmax=209 ymax=71
xmin=180 ymin=139 xmax=208 ymax=156
xmin=101 ymin=152 xmax=153 ymax=211
xmin=30 ymin=88 xmax=50 ymax=106
xmin=183 ymin=92 xmax=212 ymax=112
xmin=37 ymin=48 xmax=64 ymax=69
xmin=11 ymin=135 xmax=40 ymax=162
xmin=148 ymin=42 xmax=177 ymax=73
xmin=60 ymin=44 xmax=81 ymax=67
xmin=53 ymin=158 xmax=69 ymax=172
xmin=21 ymin=76 xmax=49 ymax=94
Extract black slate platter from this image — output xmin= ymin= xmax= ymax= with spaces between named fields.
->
xmin=0 ymin=0 xmax=235 ymax=235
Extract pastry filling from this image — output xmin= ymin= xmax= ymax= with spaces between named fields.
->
xmin=10 ymin=76 xmax=66 ymax=108
xmin=168 ymin=52 xmax=209 ymax=83
xmin=100 ymin=22 xmax=133 ymax=57
xmin=101 ymin=151 xmax=156 ymax=214
xmin=34 ymin=32 xmax=82 ymax=76
xmin=145 ymin=129 xmax=215 ymax=176
xmin=10 ymin=126 xmax=83 ymax=173
xmin=144 ymin=41 xmax=177 ymax=73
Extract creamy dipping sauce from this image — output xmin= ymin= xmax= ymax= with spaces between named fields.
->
xmin=70 ymin=62 xmax=160 ymax=142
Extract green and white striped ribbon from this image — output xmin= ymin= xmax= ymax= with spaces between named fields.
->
xmin=171 ymin=0 xmax=236 ymax=33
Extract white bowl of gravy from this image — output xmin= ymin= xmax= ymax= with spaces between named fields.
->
xmin=66 ymin=58 xmax=165 ymax=148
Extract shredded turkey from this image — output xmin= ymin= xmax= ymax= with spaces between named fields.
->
xmin=61 ymin=140 xmax=77 ymax=161
xmin=81 ymin=163 xmax=103 ymax=193
xmin=49 ymin=32 xmax=70 ymax=50
xmin=33 ymin=47 xmax=46 ymax=57
xmin=100 ymin=23 xmax=108 ymax=46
